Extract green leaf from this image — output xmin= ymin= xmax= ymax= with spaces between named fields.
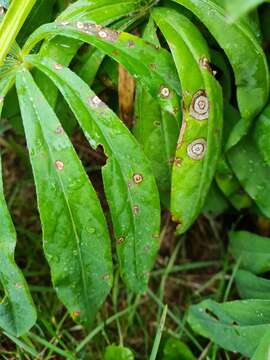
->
xmin=188 ymin=298 xmax=270 ymax=357
xmin=228 ymin=134 xmax=270 ymax=218
xmin=152 ymin=7 xmax=223 ymax=233
xmin=254 ymin=102 xmax=270 ymax=166
xmin=215 ymin=104 xmax=252 ymax=210
xmin=226 ymin=0 xmax=268 ymax=21
xmin=0 ymin=75 xmax=36 ymax=336
xmin=171 ymin=0 xmax=270 ymax=145
xmin=229 ymin=231 xmax=270 ymax=274
xmin=236 ymin=270 xmax=270 ymax=300
xmin=0 ymin=0 xmax=37 ymax=66
xmin=27 ymin=55 xmax=160 ymax=293
xmin=162 ymin=338 xmax=196 ymax=360
xmin=203 ymin=181 xmax=229 ymax=216
xmin=133 ymin=17 xmax=180 ymax=206
xmin=104 ymin=345 xmax=134 ymax=360
xmin=251 ymin=327 xmax=270 ymax=360
xmin=16 ymin=68 xmax=113 ymax=326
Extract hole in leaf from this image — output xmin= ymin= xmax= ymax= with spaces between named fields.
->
xmin=205 ymin=308 xmax=220 ymax=321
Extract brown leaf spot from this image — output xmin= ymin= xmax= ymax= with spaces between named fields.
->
xmin=133 ymin=173 xmax=143 ymax=184
xmin=55 ymin=160 xmax=64 ymax=171
xmin=117 ymin=236 xmax=125 ymax=245
xmin=55 ymin=126 xmax=64 ymax=135
xmin=190 ymin=90 xmax=209 ymax=121
xmin=187 ymin=138 xmax=207 ymax=160
xmin=54 ymin=63 xmax=63 ymax=71
xmin=133 ymin=205 xmax=140 ymax=215
xmin=160 ymin=85 xmax=170 ymax=98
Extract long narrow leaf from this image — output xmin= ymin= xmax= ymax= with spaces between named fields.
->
xmin=0 ymin=76 xmax=36 ymax=336
xmin=16 ymin=68 xmax=113 ymax=326
xmin=152 ymin=7 xmax=223 ymax=233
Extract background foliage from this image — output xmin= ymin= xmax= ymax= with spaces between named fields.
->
xmin=1 ymin=0 xmax=270 ymax=359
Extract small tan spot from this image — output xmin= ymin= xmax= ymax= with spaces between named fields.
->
xmin=88 ymin=95 xmax=103 ymax=108
xmin=61 ymin=21 xmax=69 ymax=26
xmin=199 ymin=57 xmax=212 ymax=72
xmin=76 ymin=21 xmax=84 ymax=30
xmin=117 ymin=236 xmax=125 ymax=245
xmin=55 ymin=160 xmax=64 ymax=171
xmin=103 ymin=273 xmax=110 ymax=281
xmin=133 ymin=205 xmax=140 ymax=215
xmin=15 ymin=283 xmax=22 ymax=289
xmin=174 ymin=157 xmax=182 ymax=167
xmin=54 ymin=63 xmax=63 ymax=71
xmin=98 ymin=30 xmax=108 ymax=38
xmin=133 ymin=173 xmax=143 ymax=184
xmin=128 ymin=40 xmax=135 ymax=48
xmin=187 ymin=138 xmax=207 ymax=160
xmin=190 ymin=90 xmax=209 ymax=120
xmin=72 ymin=310 xmax=81 ymax=318
xmin=0 ymin=96 xmax=4 ymax=104
xmin=0 ymin=6 xmax=4 ymax=16
xmin=55 ymin=126 xmax=64 ymax=134
xmin=98 ymin=28 xmax=119 ymax=42
xmin=152 ymin=233 xmax=160 ymax=239
xmin=160 ymin=86 xmax=170 ymax=98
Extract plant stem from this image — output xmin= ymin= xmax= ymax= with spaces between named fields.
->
xmin=0 ymin=0 xmax=37 ymax=66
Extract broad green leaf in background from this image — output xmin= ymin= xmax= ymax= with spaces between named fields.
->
xmin=203 ymin=181 xmax=230 ymax=216
xmin=236 ymin=270 xmax=270 ymax=300
xmin=27 ymin=55 xmax=160 ymax=293
xmin=133 ymin=17 xmax=180 ymax=206
xmin=152 ymin=7 xmax=223 ymax=233
xmin=16 ymin=68 xmax=113 ymax=326
xmin=226 ymin=0 xmax=269 ymax=21
xmin=188 ymin=299 xmax=270 ymax=357
xmin=161 ymin=338 xmax=196 ymax=360
xmin=0 ymin=75 xmax=36 ymax=336
xmin=171 ymin=0 xmax=270 ymax=146
xmin=215 ymin=104 xmax=252 ymax=210
xmin=104 ymin=345 xmax=134 ymax=360
xmin=228 ymin=135 xmax=270 ymax=218
xmin=229 ymin=231 xmax=270 ymax=274
xmin=251 ymin=327 xmax=270 ymax=360
xmin=254 ymin=103 xmax=270 ymax=166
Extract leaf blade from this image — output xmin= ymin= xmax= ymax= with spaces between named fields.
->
xmin=16 ymin=68 xmax=113 ymax=326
